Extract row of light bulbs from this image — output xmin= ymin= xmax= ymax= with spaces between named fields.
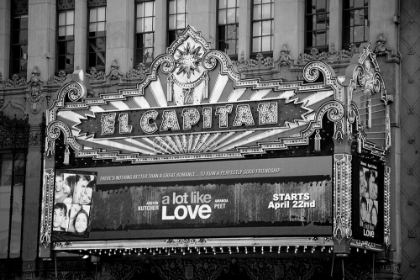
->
xmin=76 ymin=245 xmax=344 ymax=257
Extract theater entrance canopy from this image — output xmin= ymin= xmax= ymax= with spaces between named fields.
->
xmin=39 ymin=26 xmax=392 ymax=259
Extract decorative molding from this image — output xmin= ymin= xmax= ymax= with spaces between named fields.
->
xmin=333 ymin=154 xmax=352 ymax=241
xmin=384 ymin=166 xmax=391 ymax=247
xmin=347 ymin=44 xmax=392 ymax=155
xmin=106 ymin=59 xmax=123 ymax=82
xmin=47 ymin=70 xmax=68 ymax=85
xmin=4 ymin=74 xmax=26 ymax=88
xmin=88 ymin=0 xmax=107 ymax=7
xmin=125 ymin=63 xmax=148 ymax=81
xmin=12 ymin=0 xmax=28 ymax=15
xmin=39 ymin=168 xmax=54 ymax=248
xmin=26 ymin=66 xmax=44 ymax=114
xmin=57 ymin=0 xmax=75 ymax=10
xmin=232 ymin=52 xmax=274 ymax=71
xmin=298 ymin=43 xmax=358 ymax=64
xmin=86 ymin=67 xmax=105 ymax=82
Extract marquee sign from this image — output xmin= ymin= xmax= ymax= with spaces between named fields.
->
xmin=40 ymin=26 xmax=393 ymax=254
xmin=45 ymin=26 xmax=344 ymax=164
xmin=80 ymin=99 xmax=308 ymax=139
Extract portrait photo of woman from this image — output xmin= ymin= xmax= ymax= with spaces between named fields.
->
xmin=73 ymin=208 xmax=90 ymax=235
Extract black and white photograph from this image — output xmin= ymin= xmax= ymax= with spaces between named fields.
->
xmin=53 ymin=170 xmax=96 ymax=237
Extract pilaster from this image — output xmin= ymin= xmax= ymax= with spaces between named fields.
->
xmin=369 ymin=0 xmax=398 ymax=51
xmin=106 ymin=0 xmax=135 ymax=73
xmin=27 ymin=0 xmax=56 ymax=81
xmin=0 ymin=0 xmax=11 ymax=80
xmin=237 ymin=0 xmax=252 ymax=60
xmin=155 ymin=0 xmax=167 ymax=55
xmin=273 ymin=0 xmax=305 ymax=61
xmin=188 ymin=0 xmax=216 ymax=48
xmin=329 ymin=0 xmax=343 ymax=51
xmin=22 ymin=127 xmax=43 ymax=261
xmin=74 ymin=0 xmax=87 ymax=71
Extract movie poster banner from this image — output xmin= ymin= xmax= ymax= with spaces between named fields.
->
xmin=52 ymin=170 xmax=97 ymax=238
xmin=352 ymin=157 xmax=384 ymax=243
xmin=53 ymin=156 xmax=333 ymax=240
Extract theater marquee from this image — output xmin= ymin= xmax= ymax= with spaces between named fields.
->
xmin=40 ymin=26 xmax=392 ymax=257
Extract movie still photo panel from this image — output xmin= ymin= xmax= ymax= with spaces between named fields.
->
xmin=52 ymin=170 xmax=96 ymax=237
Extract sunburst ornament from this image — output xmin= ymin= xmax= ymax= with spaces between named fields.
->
xmin=175 ymin=42 xmax=202 ymax=79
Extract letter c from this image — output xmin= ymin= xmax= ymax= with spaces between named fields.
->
xmin=140 ymin=110 xmax=158 ymax=134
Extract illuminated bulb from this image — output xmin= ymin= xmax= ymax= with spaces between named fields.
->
xmin=270 ymin=246 xmax=272 ymax=253
xmin=236 ymin=247 xmax=239 ymax=252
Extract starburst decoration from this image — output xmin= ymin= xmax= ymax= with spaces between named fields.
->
xmin=175 ymin=43 xmax=202 ymax=79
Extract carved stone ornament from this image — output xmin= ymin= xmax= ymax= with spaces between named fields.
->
xmin=232 ymin=51 xmax=274 ymax=71
xmin=277 ymin=44 xmax=293 ymax=65
xmin=57 ymin=0 xmax=74 ymax=11
xmin=86 ymin=67 xmax=105 ymax=82
xmin=126 ymin=63 xmax=148 ymax=81
xmin=106 ymin=59 xmax=123 ymax=82
xmin=4 ymin=73 xmax=26 ymax=88
xmin=26 ymin=66 xmax=44 ymax=114
xmin=298 ymin=43 xmax=358 ymax=64
xmin=374 ymin=34 xmax=391 ymax=56
xmin=47 ymin=70 xmax=68 ymax=85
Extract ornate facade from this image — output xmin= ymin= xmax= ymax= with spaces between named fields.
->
xmin=0 ymin=0 xmax=417 ymax=279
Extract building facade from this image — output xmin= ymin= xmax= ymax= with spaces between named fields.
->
xmin=0 ymin=0 xmax=418 ymax=279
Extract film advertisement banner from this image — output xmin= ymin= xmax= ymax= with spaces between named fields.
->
xmin=52 ymin=170 xmax=97 ymax=238
xmin=92 ymin=176 xmax=332 ymax=232
xmin=55 ymin=156 xmax=333 ymax=239
xmin=352 ymin=158 xmax=384 ymax=243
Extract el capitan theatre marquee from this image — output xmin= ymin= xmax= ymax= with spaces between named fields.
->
xmin=39 ymin=26 xmax=392 ymax=258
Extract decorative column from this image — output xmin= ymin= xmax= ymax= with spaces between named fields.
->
xmin=0 ymin=0 xmax=11 ymax=80
xmin=273 ymin=0 xmax=305 ymax=61
xmin=237 ymin=0 xmax=252 ymax=60
xmin=27 ymin=0 xmax=56 ymax=82
xmin=188 ymin=0 xmax=216 ymax=47
xmin=106 ymin=0 xmax=135 ymax=73
xmin=74 ymin=0 xmax=87 ymax=71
